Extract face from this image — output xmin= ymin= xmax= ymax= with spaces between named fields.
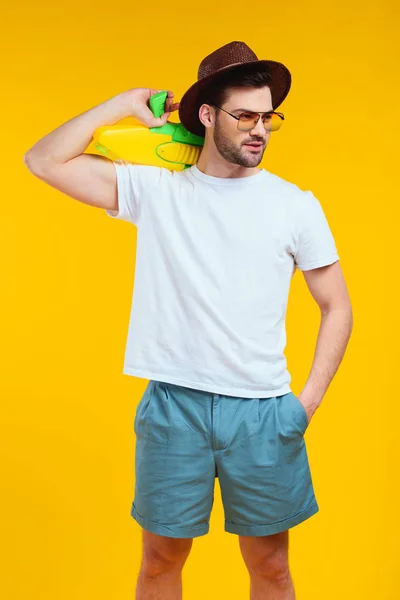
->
xmin=212 ymin=86 xmax=273 ymax=168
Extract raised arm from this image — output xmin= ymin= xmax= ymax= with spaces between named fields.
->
xmin=24 ymin=88 xmax=179 ymax=211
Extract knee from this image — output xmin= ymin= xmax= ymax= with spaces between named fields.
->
xmin=141 ymin=532 xmax=193 ymax=578
xmin=240 ymin=532 xmax=290 ymax=584
xmin=249 ymin=552 xmax=290 ymax=585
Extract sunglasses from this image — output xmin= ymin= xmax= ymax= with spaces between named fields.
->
xmin=212 ymin=105 xmax=285 ymax=132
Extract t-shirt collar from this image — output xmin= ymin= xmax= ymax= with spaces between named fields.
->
xmin=188 ymin=163 xmax=269 ymax=186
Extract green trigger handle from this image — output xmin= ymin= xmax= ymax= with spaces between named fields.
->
xmin=149 ymin=90 xmax=169 ymax=119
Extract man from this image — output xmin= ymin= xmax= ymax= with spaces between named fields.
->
xmin=25 ymin=41 xmax=353 ymax=600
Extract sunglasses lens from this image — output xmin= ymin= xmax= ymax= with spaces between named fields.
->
xmin=238 ymin=112 xmax=283 ymax=132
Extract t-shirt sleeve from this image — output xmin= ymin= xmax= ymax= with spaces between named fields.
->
xmin=293 ymin=190 xmax=340 ymax=270
xmin=105 ymin=160 xmax=163 ymax=226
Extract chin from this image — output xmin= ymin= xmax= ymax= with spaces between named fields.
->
xmin=239 ymin=150 xmax=264 ymax=166
xmin=240 ymin=157 xmax=263 ymax=168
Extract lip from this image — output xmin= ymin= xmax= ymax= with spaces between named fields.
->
xmin=244 ymin=143 xmax=263 ymax=149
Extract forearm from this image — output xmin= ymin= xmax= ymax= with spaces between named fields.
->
xmin=300 ymin=308 xmax=353 ymax=410
xmin=25 ymin=90 xmax=134 ymax=167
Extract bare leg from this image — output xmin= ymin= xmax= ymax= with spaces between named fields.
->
xmin=239 ymin=530 xmax=296 ymax=600
xmin=135 ymin=530 xmax=193 ymax=600
xmin=249 ymin=570 xmax=295 ymax=600
xmin=136 ymin=569 xmax=184 ymax=600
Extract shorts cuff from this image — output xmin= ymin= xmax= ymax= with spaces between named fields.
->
xmin=224 ymin=500 xmax=319 ymax=536
xmin=131 ymin=503 xmax=209 ymax=539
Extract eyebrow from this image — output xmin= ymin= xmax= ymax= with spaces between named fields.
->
xmin=231 ymin=108 xmax=274 ymax=114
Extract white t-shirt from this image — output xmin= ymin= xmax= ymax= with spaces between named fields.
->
xmin=106 ymin=161 xmax=340 ymax=398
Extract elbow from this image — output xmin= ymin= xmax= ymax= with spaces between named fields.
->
xmin=24 ymin=150 xmax=47 ymax=175
xmin=24 ymin=150 xmax=36 ymax=172
xmin=321 ymin=302 xmax=353 ymax=319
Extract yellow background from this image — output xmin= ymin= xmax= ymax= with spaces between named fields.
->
xmin=2 ymin=0 xmax=399 ymax=598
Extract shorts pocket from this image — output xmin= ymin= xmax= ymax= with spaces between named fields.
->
xmin=135 ymin=381 xmax=171 ymax=443
xmin=134 ymin=380 xmax=155 ymax=436
xmin=289 ymin=392 xmax=309 ymax=434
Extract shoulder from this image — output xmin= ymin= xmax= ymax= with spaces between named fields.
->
xmin=264 ymin=171 xmax=316 ymax=214
xmin=266 ymin=170 xmax=310 ymax=198
xmin=114 ymin=162 xmax=181 ymax=188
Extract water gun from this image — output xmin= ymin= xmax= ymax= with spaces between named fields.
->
xmin=84 ymin=91 xmax=204 ymax=171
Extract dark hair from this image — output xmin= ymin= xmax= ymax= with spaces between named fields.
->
xmin=198 ymin=63 xmax=272 ymax=111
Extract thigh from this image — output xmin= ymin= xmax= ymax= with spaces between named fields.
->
xmin=217 ymin=392 xmax=319 ymax=537
xmin=132 ymin=380 xmax=215 ymax=539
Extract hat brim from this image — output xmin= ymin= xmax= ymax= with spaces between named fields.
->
xmin=178 ymin=59 xmax=291 ymax=138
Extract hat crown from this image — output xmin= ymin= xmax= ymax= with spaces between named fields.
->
xmin=198 ymin=41 xmax=258 ymax=80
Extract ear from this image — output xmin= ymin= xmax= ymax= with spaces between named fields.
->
xmin=198 ymin=104 xmax=215 ymax=130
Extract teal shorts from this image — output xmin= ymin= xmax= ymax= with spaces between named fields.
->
xmin=132 ymin=380 xmax=319 ymax=538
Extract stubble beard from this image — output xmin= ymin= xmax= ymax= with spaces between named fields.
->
xmin=213 ymin=119 xmax=266 ymax=168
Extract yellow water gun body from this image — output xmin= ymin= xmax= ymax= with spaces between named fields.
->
xmin=84 ymin=91 xmax=204 ymax=171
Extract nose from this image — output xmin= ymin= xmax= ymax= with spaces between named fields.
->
xmin=249 ymin=115 xmax=268 ymax=138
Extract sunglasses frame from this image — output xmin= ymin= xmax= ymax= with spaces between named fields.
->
xmin=212 ymin=105 xmax=285 ymax=131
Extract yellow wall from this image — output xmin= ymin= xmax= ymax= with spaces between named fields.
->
xmin=2 ymin=0 xmax=399 ymax=598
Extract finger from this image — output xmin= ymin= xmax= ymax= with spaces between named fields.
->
xmin=165 ymin=95 xmax=176 ymax=109
xmin=150 ymin=112 xmax=170 ymax=126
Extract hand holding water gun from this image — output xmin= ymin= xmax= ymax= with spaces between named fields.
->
xmin=127 ymin=88 xmax=179 ymax=127
xmin=84 ymin=88 xmax=204 ymax=171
